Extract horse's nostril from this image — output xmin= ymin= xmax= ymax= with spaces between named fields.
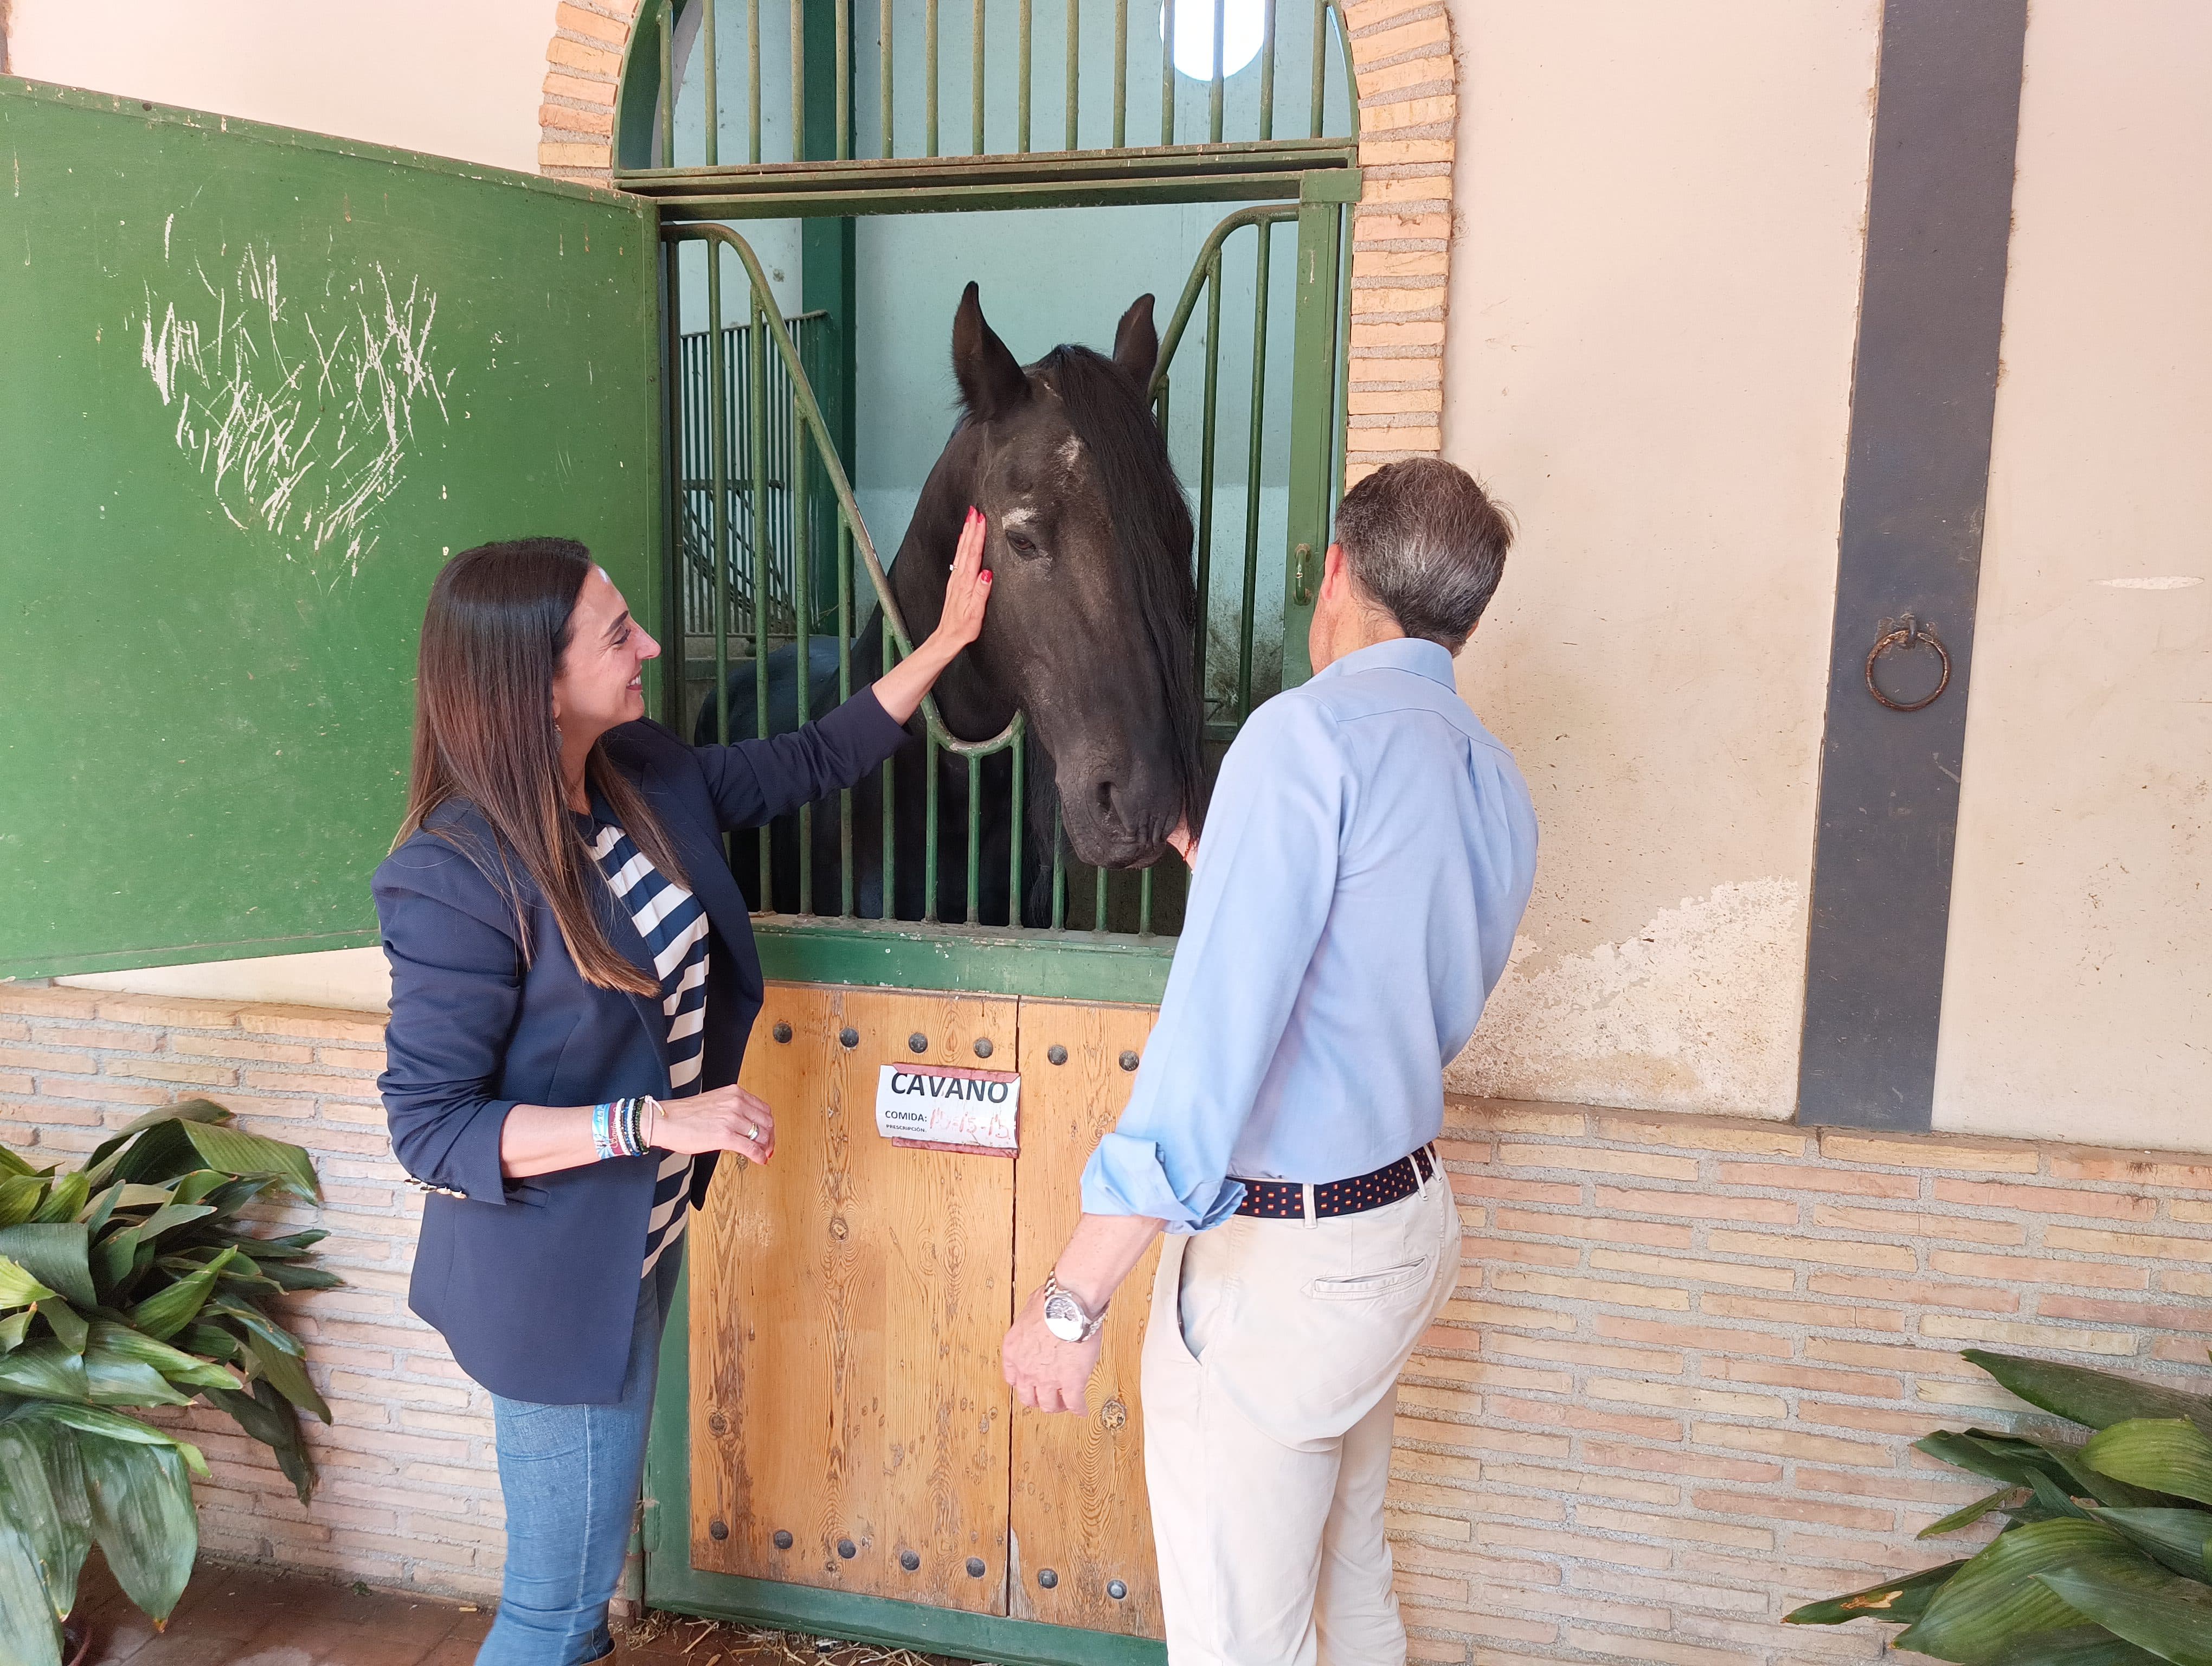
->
xmin=1094 ymin=779 xmax=1117 ymax=817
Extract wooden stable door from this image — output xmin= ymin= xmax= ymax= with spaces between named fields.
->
xmin=690 ymin=984 xmax=1163 ymax=1638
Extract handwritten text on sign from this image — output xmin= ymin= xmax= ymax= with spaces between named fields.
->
xmin=874 ymin=1064 xmax=1021 ymax=1156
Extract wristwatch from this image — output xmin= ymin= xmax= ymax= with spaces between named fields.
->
xmin=1041 ymin=1273 xmax=1107 ymax=1343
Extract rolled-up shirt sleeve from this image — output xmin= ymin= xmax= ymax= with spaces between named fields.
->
xmin=1079 ymin=698 xmax=1345 ymax=1231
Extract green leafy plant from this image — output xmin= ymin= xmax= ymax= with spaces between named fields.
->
xmin=0 ymin=1099 xmax=339 ymax=1666
xmin=1787 ymin=1348 xmax=2212 ymax=1664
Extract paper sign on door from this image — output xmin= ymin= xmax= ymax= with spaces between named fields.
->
xmin=874 ymin=1063 xmax=1021 ymax=1157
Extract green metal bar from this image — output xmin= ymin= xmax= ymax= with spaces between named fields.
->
xmin=663 ymin=225 xmax=1019 ymax=758
xmin=881 ymin=616 xmax=897 ymax=915
xmin=965 ymin=756 xmax=983 ymax=924
xmin=1009 ymin=730 xmax=1026 ymax=926
xmin=1019 ymin=0 xmax=1034 ymax=152
xmin=1159 ymin=0 xmax=1174 ymax=145
xmin=1278 ymin=197 xmax=1341 ymax=689
xmin=792 ymin=0 xmax=807 ymax=162
xmin=1328 ymin=0 xmax=1360 ymax=140
xmin=704 ymin=0 xmax=721 ymax=165
xmin=1238 ymin=217 xmax=1271 ymax=719
xmin=972 ymin=0 xmax=987 ymax=153
xmin=927 ymin=0 xmax=941 ymax=154
xmin=1139 ymin=865 xmax=1154 ymax=935
xmin=751 ymin=296 xmax=772 ymax=901
xmin=836 ymin=0 xmax=852 ymax=158
xmin=1111 ymin=0 xmax=1127 ymax=145
xmin=1308 ymin=0 xmax=1323 ymax=139
xmin=795 ymin=430 xmax=813 ymax=912
xmin=880 ymin=0 xmax=894 ymax=157
xmin=706 ymin=250 xmax=732 ymax=748
xmin=1194 ymin=245 xmax=1222 ymax=707
xmin=1051 ymin=803 xmax=1067 ymax=929
xmin=1208 ymin=0 xmax=1225 ymax=143
xmin=1094 ymin=864 xmax=1109 ymax=932
xmin=1331 ymin=198 xmax=1352 ymax=519
xmin=840 ymin=520 xmax=855 ymax=916
xmin=1065 ymin=0 xmax=1079 ymax=149
xmin=627 ymin=136 xmax=1353 ymax=192
xmin=1257 ymin=0 xmax=1275 ymax=140
xmin=925 ymin=732 xmax=941 ymax=922
xmin=660 ymin=217 xmax=686 ymax=728
xmin=659 ymin=0 xmax=677 ymax=166
xmin=1150 ymin=203 xmax=1299 ymax=401
xmin=749 ymin=0 xmax=763 ymax=162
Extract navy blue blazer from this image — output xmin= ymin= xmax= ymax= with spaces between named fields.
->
xmin=374 ymin=695 xmax=909 ymax=1405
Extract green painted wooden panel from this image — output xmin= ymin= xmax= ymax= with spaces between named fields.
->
xmin=0 ymin=81 xmax=661 ymax=978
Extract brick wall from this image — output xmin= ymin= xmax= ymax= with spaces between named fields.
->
xmin=0 ymin=985 xmax=505 ymax=1599
xmin=8 ymin=982 xmax=2212 ymax=1659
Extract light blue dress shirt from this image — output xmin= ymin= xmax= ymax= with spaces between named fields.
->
xmin=1079 ymin=637 xmax=1539 ymax=1232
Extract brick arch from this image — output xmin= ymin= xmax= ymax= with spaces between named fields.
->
xmin=536 ymin=0 xmax=1450 ymax=474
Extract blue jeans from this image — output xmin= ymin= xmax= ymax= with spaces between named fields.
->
xmin=477 ymin=1245 xmax=682 ymax=1665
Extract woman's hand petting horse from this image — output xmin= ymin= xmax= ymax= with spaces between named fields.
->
xmin=651 ymin=1084 xmax=777 ymax=1163
xmin=869 ymin=505 xmax=993 ymax=725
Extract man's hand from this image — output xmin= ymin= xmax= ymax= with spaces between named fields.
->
xmin=1002 ymin=1283 xmax=1104 ymax=1414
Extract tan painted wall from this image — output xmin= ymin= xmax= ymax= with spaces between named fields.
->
xmin=1439 ymin=1 xmax=1878 ymax=1120
xmin=1933 ymin=1 xmax=2212 ymax=1152
xmin=7 ymin=0 xmax=552 ymax=172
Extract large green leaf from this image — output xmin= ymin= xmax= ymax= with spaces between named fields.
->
xmin=0 ymin=1146 xmax=36 ymax=1180
xmin=0 ymin=1175 xmax=49 ymax=1230
xmin=2089 ymin=1508 xmax=2212 ymax=1582
xmin=2084 ymin=1421 xmax=2212 ymax=1509
xmin=239 ymin=1332 xmax=331 ymax=1425
xmin=178 ymin=1124 xmax=319 ymax=1202
xmin=256 ymin=1260 xmax=344 ymax=1293
xmin=0 ymin=1310 xmax=30 ymax=1353
xmin=1898 ymin=1519 xmax=2156 ymax=1663
xmin=37 ymin=1300 xmax=87 ymax=1357
xmin=133 ymin=1203 xmax=216 ymax=1243
xmin=89 ymin=1226 xmax=143 ymax=1298
xmin=0 ymin=1225 xmax=97 ymax=1309
xmin=13 ymin=1404 xmax=208 ymax=1478
xmin=0 ymin=1516 xmax=64 ymax=1666
xmin=2038 ymin=1566 xmax=2212 ymax=1666
xmin=29 ymin=1174 xmax=87 ymax=1228
xmin=0 ymin=1255 xmax=57 ymax=1310
xmin=80 ymin=1435 xmax=196 ymax=1625
xmin=205 ymin=1380 xmax=315 ymax=1505
xmin=1967 ymin=1352 xmax=2212 ymax=1435
xmin=208 ymin=1296 xmax=306 ymax=1359
xmin=0 ymin=1341 xmax=87 ymax=1402
xmin=1988 ymin=1626 xmax=2178 ymax=1665
xmin=1926 ymin=1488 xmax=2031 ymax=1540
xmin=125 ymin=1247 xmax=236 ymax=1341
xmin=80 ymin=1332 xmax=191 ymax=1409
xmin=0 ymin=1418 xmax=89 ymax=1620
xmin=1786 ymin=1559 xmax=1970 ymax=1625
xmin=81 ymin=1100 xmax=233 ymax=1185
xmin=84 ymin=1322 xmax=235 ymax=1393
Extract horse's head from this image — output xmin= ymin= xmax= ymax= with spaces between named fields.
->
xmin=897 ymin=282 xmax=1204 ymax=871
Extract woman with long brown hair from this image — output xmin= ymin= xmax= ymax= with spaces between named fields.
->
xmin=375 ymin=521 xmax=991 ymax=1665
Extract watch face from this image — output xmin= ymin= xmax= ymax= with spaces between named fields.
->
xmin=1043 ymin=1292 xmax=1086 ymax=1342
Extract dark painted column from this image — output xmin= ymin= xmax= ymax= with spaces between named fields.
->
xmin=802 ymin=0 xmax=858 ymax=477
xmin=1798 ymin=0 xmax=2028 ymax=1130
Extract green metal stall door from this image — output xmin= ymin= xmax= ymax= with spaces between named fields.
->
xmin=0 ymin=81 xmax=661 ymax=978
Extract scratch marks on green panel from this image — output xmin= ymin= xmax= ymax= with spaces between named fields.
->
xmin=133 ymin=237 xmax=456 ymax=580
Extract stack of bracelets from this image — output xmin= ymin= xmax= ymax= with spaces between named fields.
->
xmin=590 ymin=1095 xmax=660 ymax=1162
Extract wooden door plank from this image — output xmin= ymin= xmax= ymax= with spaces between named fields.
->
xmin=691 ymin=984 xmax=1018 ymax=1614
xmin=1009 ymin=999 xmax=1164 ymax=1638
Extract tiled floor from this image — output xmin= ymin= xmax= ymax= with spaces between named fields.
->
xmin=72 ymin=1558 xmax=970 ymax=1666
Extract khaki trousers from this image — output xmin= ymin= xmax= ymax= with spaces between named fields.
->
xmin=1140 ymin=1166 xmax=1461 ymax=1666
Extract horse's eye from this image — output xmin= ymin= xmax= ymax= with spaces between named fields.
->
xmin=1006 ymin=530 xmax=1041 ymax=559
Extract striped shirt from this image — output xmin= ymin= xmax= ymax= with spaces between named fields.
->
xmin=584 ymin=816 xmax=710 ymax=1280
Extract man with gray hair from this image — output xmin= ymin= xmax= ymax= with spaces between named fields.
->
xmin=1002 ymin=457 xmax=1540 ymax=1664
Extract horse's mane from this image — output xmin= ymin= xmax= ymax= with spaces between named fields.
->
xmin=1035 ymin=343 xmax=1208 ymax=835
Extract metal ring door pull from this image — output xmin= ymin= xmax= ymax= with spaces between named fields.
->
xmin=1865 ymin=614 xmax=1951 ymax=712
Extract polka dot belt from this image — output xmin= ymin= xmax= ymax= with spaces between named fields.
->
xmin=1232 ymin=1144 xmax=1439 ymax=1220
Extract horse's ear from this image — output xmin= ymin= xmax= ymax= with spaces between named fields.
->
xmin=1112 ymin=293 xmax=1159 ymax=390
xmin=953 ymin=281 xmax=1028 ymax=421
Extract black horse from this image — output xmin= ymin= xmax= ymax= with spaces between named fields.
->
xmin=693 ymin=283 xmax=1206 ymax=927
